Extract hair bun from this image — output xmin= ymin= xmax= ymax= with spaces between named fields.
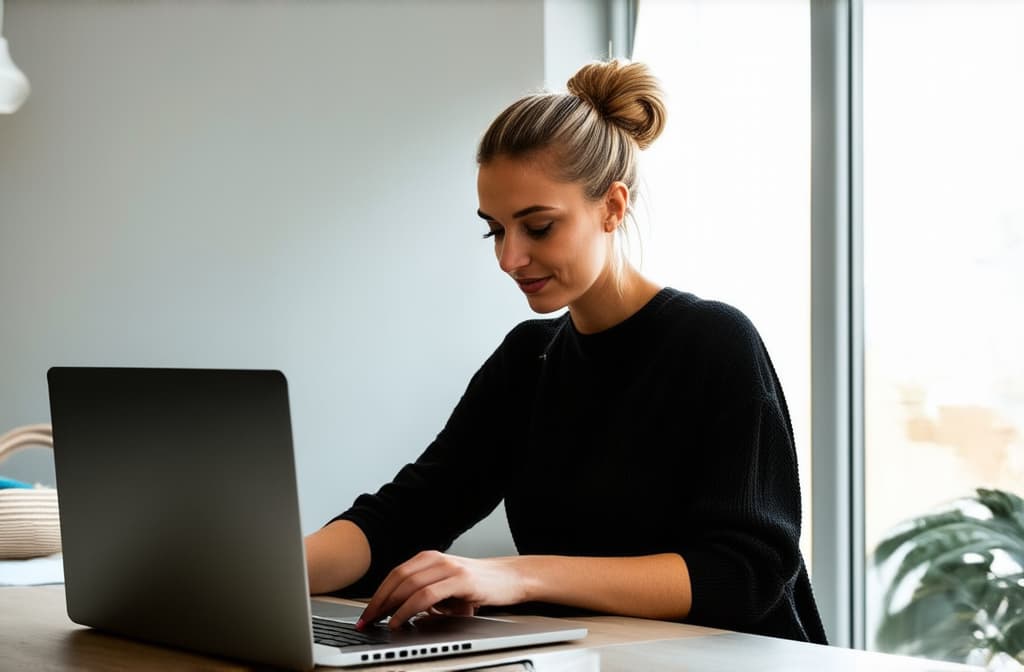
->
xmin=566 ymin=59 xmax=667 ymax=150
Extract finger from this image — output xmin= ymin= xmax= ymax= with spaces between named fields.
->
xmin=366 ymin=563 xmax=454 ymax=627
xmin=359 ymin=551 xmax=442 ymax=627
xmin=388 ymin=577 xmax=468 ymax=630
xmin=361 ymin=562 xmax=449 ymax=627
xmin=362 ymin=553 xmax=454 ymax=626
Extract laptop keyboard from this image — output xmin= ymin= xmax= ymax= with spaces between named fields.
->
xmin=312 ymin=617 xmax=391 ymax=648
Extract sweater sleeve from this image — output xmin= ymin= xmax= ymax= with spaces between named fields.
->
xmin=678 ymin=305 xmax=806 ymax=634
xmin=329 ymin=326 xmax=529 ymax=595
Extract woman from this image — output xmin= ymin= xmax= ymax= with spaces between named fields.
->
xmin=304 ymin=59 xmax=827 ymax=645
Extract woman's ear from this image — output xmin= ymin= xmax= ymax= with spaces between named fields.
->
xmin=603 ymin=181 xmax=629 ymax=232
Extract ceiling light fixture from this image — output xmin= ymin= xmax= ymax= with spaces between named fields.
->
xmin=0 ymin=0 xmax=30 ymax=114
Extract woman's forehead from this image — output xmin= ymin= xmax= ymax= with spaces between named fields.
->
xmin=477 ymin=155 xmax=584 ymax=211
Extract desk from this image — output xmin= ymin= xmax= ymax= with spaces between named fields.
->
xmin=0 ymin=586 xmax=980 ymax=671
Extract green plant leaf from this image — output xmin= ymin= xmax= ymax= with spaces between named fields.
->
xmin=871 ymin=488 xmax=1024 ymax=664
xmin=880 ymin=524 xmax=1013 ymax=608
xmin=996 ymin=613 xmax=1024 ymax=662
xmin=874 ymin=509 xmax=975 ymax=564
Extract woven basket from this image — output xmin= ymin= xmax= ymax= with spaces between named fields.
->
xmin=0 ymin=424 xmax=61 ymax=559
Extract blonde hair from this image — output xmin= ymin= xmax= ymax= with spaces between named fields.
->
xmin=477 ymin=60 xmax=667 ymax=282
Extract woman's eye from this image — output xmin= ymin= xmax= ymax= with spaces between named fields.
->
xmin=526 ymin=222 xmax=553 ymax=239
xmin=482 ymin=228 xmax=503 ymax=240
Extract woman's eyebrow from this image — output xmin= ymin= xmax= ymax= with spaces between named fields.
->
xmin=476 ymin=205 xmax=558 ymax=221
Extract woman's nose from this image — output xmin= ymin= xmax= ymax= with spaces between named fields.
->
xmin=497 ymin=231 xmax=529 ymax=274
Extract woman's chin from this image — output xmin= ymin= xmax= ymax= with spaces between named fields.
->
xmin=524 ymin=293 xmax=567 ymax=315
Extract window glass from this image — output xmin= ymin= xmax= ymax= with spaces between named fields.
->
xmin=863 ymin=2 xmax=1024 ymax=665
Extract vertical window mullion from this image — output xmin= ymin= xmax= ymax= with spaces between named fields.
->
xmin=848 ymin=0 xmax=866 ymax=652
xmin=811 ymin=0 xmax=860 ymax=649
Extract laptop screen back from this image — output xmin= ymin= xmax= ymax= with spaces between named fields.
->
xmin=48 ymin=367 xmax=314 ymax=670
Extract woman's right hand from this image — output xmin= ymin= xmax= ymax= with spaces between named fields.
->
xmin=357 ymin=551 xmax=529 ymax=631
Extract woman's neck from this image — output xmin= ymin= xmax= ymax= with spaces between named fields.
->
xmin=568 ymin=265 xmax=662 ymax=335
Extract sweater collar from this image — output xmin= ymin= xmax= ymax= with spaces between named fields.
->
xmin=563 ymin=287 xmax=678 ymax=357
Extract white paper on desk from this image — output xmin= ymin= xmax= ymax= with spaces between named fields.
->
xmin=0 ymin=553 xmax=64 ymax=586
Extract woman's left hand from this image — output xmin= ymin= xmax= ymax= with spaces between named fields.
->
xmin=356 ymin=550 xmax=528 ymax=631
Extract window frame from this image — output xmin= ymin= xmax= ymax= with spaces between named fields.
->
xmin=810 ymin=0 xmax=865 ymax=650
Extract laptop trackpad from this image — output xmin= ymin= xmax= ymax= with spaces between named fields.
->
xmin=310 ymin=599 xmax=364 ymax=624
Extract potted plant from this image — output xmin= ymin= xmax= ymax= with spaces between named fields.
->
xmin=871 ymin=488 xmax=1024 ymax=669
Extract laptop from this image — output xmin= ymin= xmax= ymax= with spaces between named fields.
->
xmin=46 ymin=367 xmax=587 ymax=670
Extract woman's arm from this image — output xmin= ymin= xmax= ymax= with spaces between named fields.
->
xmin=313 ymin=325 xmax=546 ymax=597
xmin=357 ymin=550 xmax=692 ymax=630
xmin=304 ymin=520 xmax=372 ymax=595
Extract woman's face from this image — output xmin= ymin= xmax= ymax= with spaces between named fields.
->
xmin=476 ymin=154 xmax=618 ymax=316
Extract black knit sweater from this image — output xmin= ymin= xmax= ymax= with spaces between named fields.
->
xmin=334 ymin=288 xmax=827 ymax=644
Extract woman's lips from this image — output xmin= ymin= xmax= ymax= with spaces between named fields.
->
xmin=516 ymin=277 xmax=550 ymax=295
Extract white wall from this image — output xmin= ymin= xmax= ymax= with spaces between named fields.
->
xmin=0 ymin=0 xmax=612 ymax=557
xmin=544 ymin=0 xmax=610 ymax=88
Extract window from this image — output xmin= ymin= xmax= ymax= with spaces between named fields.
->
xmin=863 ymin=1 xmax=1024 ymax=664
